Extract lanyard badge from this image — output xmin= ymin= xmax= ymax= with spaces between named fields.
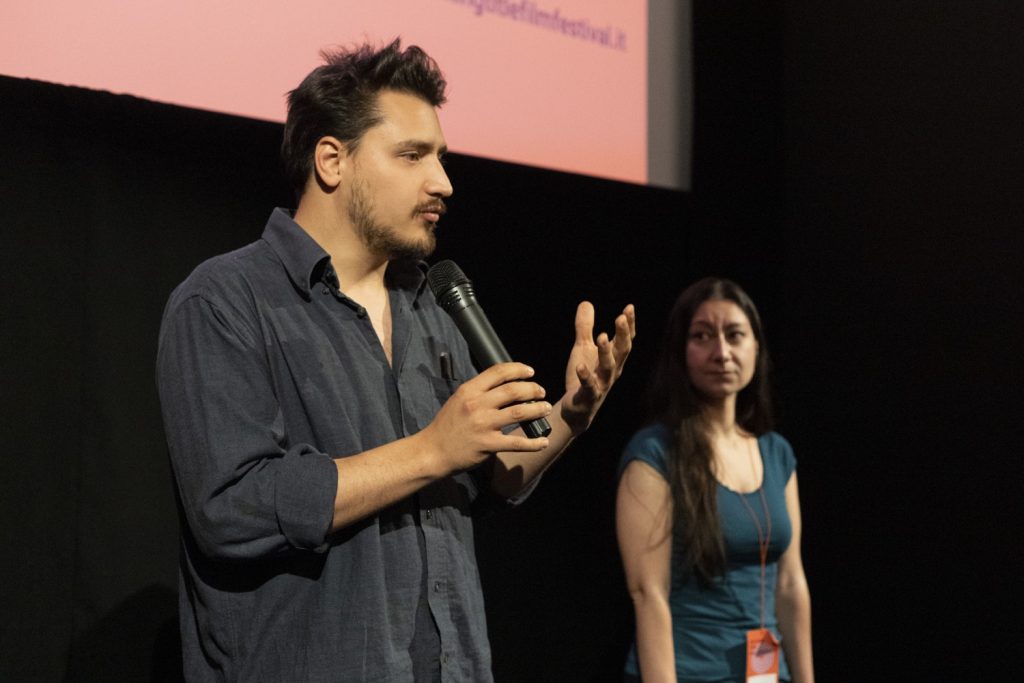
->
xmin=736 ymin=457 xmax=779 ymax=683
xmin=745 ymin=627 xmax=780 ymax=682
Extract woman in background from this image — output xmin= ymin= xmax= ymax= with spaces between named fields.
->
xmin=616 ymin=278 xmax=813 ymax=682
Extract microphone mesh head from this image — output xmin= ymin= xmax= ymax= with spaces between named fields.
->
xmin=426 ymin=260 xmax=470 ymax=298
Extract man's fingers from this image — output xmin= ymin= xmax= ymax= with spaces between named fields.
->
xmin=475 ymin=361 xmax=536 ymax=389
xmin=499 ymin=433 xmax=551 ymax=453
xmin=572 ymin=361 xmax=596 ymax=397
xmin=495 ymin=380 xmax=547 ymax=406
xmin=597 ymin=332 xmax=615 ymax=374
xmin=575 ymin=362 xmax=591 ymax=384
xmin=502 ymin=399 xmax=553 ymax=424
xmin=613 ymin=311 xmax=634 ymax=363
xmin=574 ymin=301 xmax=595 ymax=342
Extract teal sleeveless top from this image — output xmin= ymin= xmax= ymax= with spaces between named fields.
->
xmin=619 ymin=424 xmax=796 ymax=682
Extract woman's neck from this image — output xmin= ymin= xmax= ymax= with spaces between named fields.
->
xmin=701 ymin=395 xmax=740 ymax=439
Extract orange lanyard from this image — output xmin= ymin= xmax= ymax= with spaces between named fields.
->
xmin=737 ymin=484 xmax=772 ymax=629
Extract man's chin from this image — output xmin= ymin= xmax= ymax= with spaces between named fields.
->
xmin=388 ymin=235 xmax=436 ymax=261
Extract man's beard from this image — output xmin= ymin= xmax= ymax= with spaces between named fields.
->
xmin=348 ymin=178 xmax=436 ymax=261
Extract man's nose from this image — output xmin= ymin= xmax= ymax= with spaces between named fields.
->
xmin=426 ymin=159 xmax=453 ymax=197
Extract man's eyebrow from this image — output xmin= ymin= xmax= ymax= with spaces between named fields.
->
xmin=395 ymin=139 xmax=448 ymax=155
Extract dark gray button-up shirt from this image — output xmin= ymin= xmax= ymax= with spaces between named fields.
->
xmin=157 ymin=208 xmax=497 ymax=682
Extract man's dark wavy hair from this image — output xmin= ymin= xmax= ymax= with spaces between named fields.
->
xmin=281 ymin=38 xmax=447 ymax=200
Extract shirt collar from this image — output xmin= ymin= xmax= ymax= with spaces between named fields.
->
xmin=261 ymin=208 xmax=330 ymax=298
xmin=261 ymin=207 xmax=429 ymax=300
xmin=387 ymin=259 xmax=429 ymax=301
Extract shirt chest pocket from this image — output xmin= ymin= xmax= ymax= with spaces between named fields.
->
xmin=427 ymin=373 xmax=462 ymax=407
xmin=399 ymin=358 xmax=464 ymax=434
xmin=413 ymin=337 xmax=465 ymax=408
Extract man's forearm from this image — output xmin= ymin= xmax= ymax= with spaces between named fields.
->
xmin=330 ymin=431 xmax=448 ymax=531
xmin=490 ymin=396 xmax=578 ymax=499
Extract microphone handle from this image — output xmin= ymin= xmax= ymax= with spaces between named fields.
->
xmin=447 ymin=303 xmax=552 ymax=439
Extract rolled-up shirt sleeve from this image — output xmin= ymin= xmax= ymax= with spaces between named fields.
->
xmin=157 ymin=291 xmax=337 ymax=561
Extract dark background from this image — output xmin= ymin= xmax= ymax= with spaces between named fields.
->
xmin=2 ymin=2 xmax=1021 ymax=680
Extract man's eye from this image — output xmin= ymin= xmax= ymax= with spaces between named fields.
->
xmin=402 ymin=152 xmax=421 ymax=161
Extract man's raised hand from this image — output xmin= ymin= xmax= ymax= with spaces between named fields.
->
xmin=560 ymin=302 xmax=636 ymax=435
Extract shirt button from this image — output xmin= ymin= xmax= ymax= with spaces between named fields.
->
xmin=424 ymin=509 xmax=433 ymax=520
xmin=434 ymin=581 xmax=442 ymax=592
xmin=442 ymin=653 xmax=450 ymax=665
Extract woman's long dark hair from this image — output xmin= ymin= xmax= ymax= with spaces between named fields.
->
xmin=648 ymin=278 xmax=774 ymax=586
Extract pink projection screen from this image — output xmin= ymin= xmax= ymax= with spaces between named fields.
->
xmin=2 ymin=1 xmax=648 ymax=184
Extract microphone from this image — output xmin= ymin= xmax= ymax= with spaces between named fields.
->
xmin=426 ymin=260 xmax=551 ymax=439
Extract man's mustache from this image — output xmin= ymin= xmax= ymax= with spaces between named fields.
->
xmin=415 ymin=201 xmax=447 ymax=216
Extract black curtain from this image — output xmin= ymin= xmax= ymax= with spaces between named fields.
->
xmin=775 ymin=2 xmax=1024 ymax=678
xmin=690 ymin=0 xmax=1024 ymax=679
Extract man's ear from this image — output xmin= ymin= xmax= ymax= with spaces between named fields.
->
xmin=312 ymin=136 xmax=347 ymax=190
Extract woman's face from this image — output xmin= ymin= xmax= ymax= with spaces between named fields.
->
xmin=685 ymin=298 xmax=759 ymax=400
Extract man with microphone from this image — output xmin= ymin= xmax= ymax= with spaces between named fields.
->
xmin=156 ymin=38 xmax=634 ymax=682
